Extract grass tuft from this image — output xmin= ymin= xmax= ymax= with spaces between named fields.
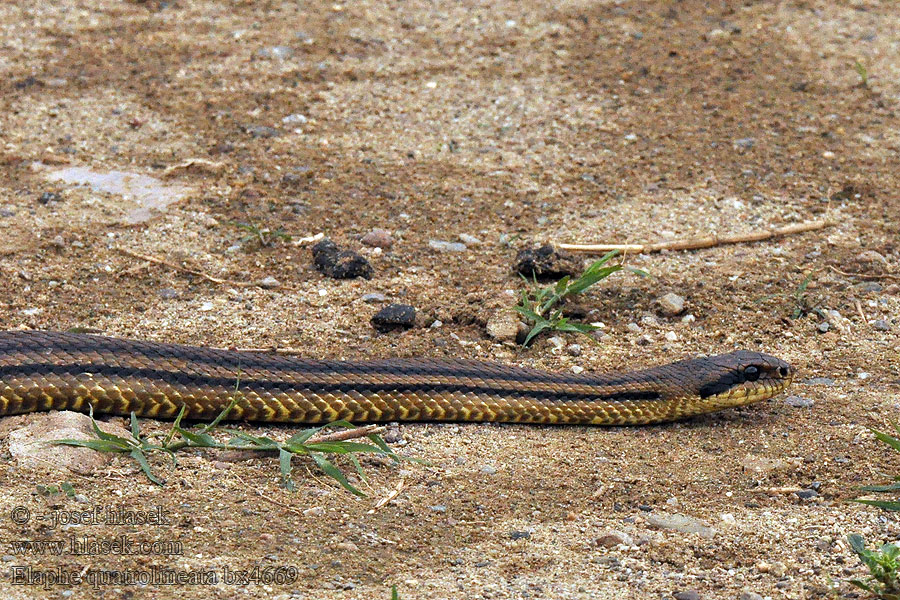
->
xmin=514 ymin=249 xmax=647 ymax=346
xmin=855 ymin=60 xmax=869 ymax=87
xmin=757 ymin=271 xmax=820 ymax=319
xmin=848 ymin=534 xmax=900 ymax=599
xmin=53 ymin=384 xmax=409 ymax=495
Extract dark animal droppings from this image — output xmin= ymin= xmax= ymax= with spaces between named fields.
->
xmin=311 ymin=238 xmax=373 ymax=280
xmin=371 ymin=304 xmax=416 ymax=332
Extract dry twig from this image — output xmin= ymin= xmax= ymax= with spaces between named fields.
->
xmin=829 ymin=266 xmax=900 ymax=281
xmin=253 ymin=488 xmax=305 ymax=515
xmin=560 ymin=220 xmax=834 ymax=254
xmin=307 ymin=425 xmax=386 ymax=444
xmin=115 ymin=247 xmax=260 ymax=288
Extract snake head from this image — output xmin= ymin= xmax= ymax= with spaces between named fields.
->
xmin=691 ymin=350 xmax=793 ymax=408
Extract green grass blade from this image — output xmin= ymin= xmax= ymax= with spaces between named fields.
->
xmin=854 ymin=499 xmax=900 ymax=511
xmin=129 ymin=448 xmax=164 ymax=485
xmin=859 ymin=482 xmax=900 ymax=493
xmin=303 ymin=441 xmax=388 ymax=455
xmin=522 ymin=320 xmax=552 ymax=346
xmin=53 ymin=439 xmax=130 ymax=453
xmin=130 ymin=412 xmax=141 ymax=440
xmin=85 ymin=406 xmax=133 ymax=445
xmin=279 ymin=448 xmax=296 ymax=491
xmin=310 ymin=452 xmax=365 ymax=497
xmin=872 ymin=429 xmax=900 ymax=453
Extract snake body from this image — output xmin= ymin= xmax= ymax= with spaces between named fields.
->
xmin=0 ymin=331 xmax=793 ymax=425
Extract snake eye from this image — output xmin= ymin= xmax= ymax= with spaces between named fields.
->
xmin=779 ymin=366 xmax=789 ymax=377
xmin=744 ymin=366 xmax=760 ymax=382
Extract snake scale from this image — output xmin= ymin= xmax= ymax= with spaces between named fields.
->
xmin=0 ymin=331 xmax=793 ymax=426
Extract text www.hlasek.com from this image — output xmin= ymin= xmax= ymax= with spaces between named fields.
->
xmin=9 ymin=535 xmax=182 ymax=556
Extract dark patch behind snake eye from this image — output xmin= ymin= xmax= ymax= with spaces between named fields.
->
xmin=698 ymin=372 xmax=738 ymax=399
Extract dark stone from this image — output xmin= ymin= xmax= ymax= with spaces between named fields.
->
xmin=514 ymin=244 xmax=580 ymax=280
xmin=38 ymin=192 xmax=62 ymax=204
xmin=509 ymin=531 xmax=531 ymax=540
xmin=371 ymin=304 xmax=416 ymax=332
xmin=795 ymin=489 xmax=818 ymax=500
xmin=311 ymin=239 xmax=373 ymax=280
xmin=674 ymin=592 xmax=702 ymax=600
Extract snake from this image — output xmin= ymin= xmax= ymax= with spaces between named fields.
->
xmin=0 ymin=331 xmax=793 ymax=426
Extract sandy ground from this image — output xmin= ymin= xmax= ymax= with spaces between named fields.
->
xmin=0 ymin=0 xmax=899 ymax=598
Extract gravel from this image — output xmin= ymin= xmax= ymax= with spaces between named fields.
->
xmin=873 ymin=319 xmax=891 ymax=331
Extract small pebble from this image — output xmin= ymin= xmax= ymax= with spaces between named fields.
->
xmin=428 ymin=240 xmax=467 ymax=252
xmin=480 ymin=465 xmax=497 ymax=475
xmin=361 ymin=292 xmax=386 ymax=303
xmin=509 ymin=531 xmax=531 ymax=540
xmin=805 ymin=377 xmax=835 ymax=386
xmin=566 ymin=343 xmax=582 ymax=356
xmin=734 ymin=137 xmax=756 ymax=149
xmin=784 ymin=395 xmax=814 ymax=408
xmin=596 ymin=530 xmax=633 ymax=548
xmin=429 ymin=505 xmax=447 ymax=513
xmin=371 ymin=304 xmax=416 ymax=333
xmin=361 ymin=229 xmax=393 ymax=249
xmin=335 ymin=542 xmax=359 ymax=552
xmin=258 ymin=276 xmax=280 ymax=288
xmin=486 ymin=310 xmax=519 ymax=343
xmin=816 ymin=322 xmax=830 ymax=333
xmin=795 ymin=489 xmax=818 ymax=500
xmin=681 ymin=313 xmax=696 ymax=323
xmin=158 ymin=287 xmax=178 ymax=299
xmin=282 ymin=113 xmax=308 ymax=125
xmin=740 ymin=592 xmax=764 ymax=600
xmin=458 ymin=233 xmax=481 ymax=245
xmin=674 ymin=592 xmax=702 ymax=600
xmin=303 ymin=506 xmax=325 ymax=517
xmin=873 ymin=319 xmax=890 ymax=331
xmin=547 ymin=336 xmax=565 ymax=350
xmin=245 ymin=125 xmax=283 ymax=138
xmin=855 ymin=281 xmax=883 ymax=293
xmin=657 ymin=293 xmax=686 ymax=316
xmin=665 ymin=331 xmax=678 ymax=341
xmin=626 ymin=322 xmax=642 ymax=333
xmin=257 ymin=46 xmax=294 ymax=59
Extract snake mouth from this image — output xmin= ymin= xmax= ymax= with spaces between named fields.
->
xmin=704 ymin=372 xmax=794 ymax=410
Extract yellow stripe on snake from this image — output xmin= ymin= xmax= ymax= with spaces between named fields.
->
xmin=0 ymin=331 xmax=793 ymax=426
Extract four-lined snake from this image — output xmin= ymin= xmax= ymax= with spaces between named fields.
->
xmin=0 ymin=331 xmax=793 ymax=425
